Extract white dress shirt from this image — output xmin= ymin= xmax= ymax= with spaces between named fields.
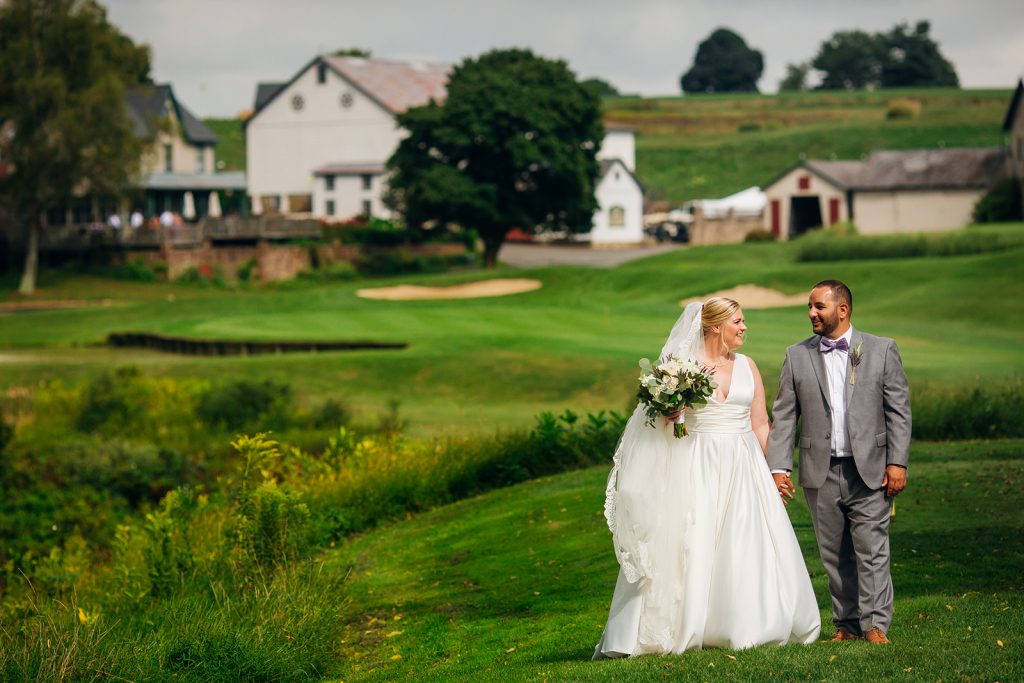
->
xmin=771 ymin=327 xmax=853 ymax=475
xmin=822 ymin=327 xmax=853 ymax=458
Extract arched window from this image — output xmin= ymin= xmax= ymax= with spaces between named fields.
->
xmin=609 ymin=206 xmax=626 ymax=227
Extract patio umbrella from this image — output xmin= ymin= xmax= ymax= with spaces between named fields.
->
xmin=182 ymin=191 xmax=196 ymax=220
xmin=208 ymin=191 xmax=222 ymax=218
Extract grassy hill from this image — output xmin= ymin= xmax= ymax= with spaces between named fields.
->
xmin=205 ymin=87 xmax=1014 ymax=204
xmin=329 ymin=440 xmax=1024 ymax=681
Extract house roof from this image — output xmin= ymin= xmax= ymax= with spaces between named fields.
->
xmin=769 ymin=148 xmax=1008 ymax=193
xmin=249 ymin=55 xmax=451 ymax=125
xmin=141 ymin=171 xmax=246 ymax=191
xmin=313 ymin=162 xmax=387 ymax=176
xmin=125 ymin=84 xmax=218 ymax=145
xmin=254 ymin=82 xmax=286 ymax=110
xmin=599 ymin=158 xmax=644 ymax=191
xmin=322 ymin=55 xmax=450 ymax=115
xmin=1003 ymin=77 xmax=1024 ymax=132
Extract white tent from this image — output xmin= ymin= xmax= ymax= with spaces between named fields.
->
xmin=687 ymin=186 xmax=766 ymax=219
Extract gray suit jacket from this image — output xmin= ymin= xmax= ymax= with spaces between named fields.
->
xmin=766 ymin=328 xmax=912 ymax=490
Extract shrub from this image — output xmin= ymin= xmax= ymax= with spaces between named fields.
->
xmin=912 ymin=380 xmax=1024 ymax=440
xmin=175 ymin=264 xmax=228 ymax=288
xmin=236 ymin=257 xmax=259 ymax=282
xmin=108 ymin=257 xmax=160 ymax=282
xmin=197 ymin=379 xmax=293 ymax=432
xmin=886 ymin=97 xmax=921 ymax=120
xmin=794 ymin=228 xmax=1024 ymax=262
xmin=744 ymin=229 xmax=775 ymax=242
xmin=309 ymin=398 xmax=351 ymax=429
xmin=737 ymin=122 xmax=761 ymax=133
xmin=973 ymin=178 xmax=1023 ymax=223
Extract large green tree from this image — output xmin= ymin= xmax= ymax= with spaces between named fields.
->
xmin=0 ymin=0 xmax=152 ymax=295
xmin=879 ymin=21 xmax=959 ymax=88
xmin=680 ymin=28 xmax=763 ymax=94
xmin=812 ymin=30 xmax=885 ymax=90
xmin=812 ymin=21 xmax=958 ymax=90
xmin=384 ymin=48 xmax=604 ymax=268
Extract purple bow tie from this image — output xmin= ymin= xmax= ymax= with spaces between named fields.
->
xmin=820 ymin=337 xmax=850 ymax=353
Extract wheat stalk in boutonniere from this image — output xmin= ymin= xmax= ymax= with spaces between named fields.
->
xmin=849 ymin=341 xmax=864 ymax=385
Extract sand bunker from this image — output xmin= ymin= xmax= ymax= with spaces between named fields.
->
xmin=358 ymin=278 xmax=542 ymax=301
xmin=680 ymin=284 xmax=807 ymax=310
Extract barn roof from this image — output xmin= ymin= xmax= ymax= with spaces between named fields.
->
xmin=125 ymin=84 xmax=218 ymax=145
xmin=249 ymin=55 xmax=451 ymax=124
xmin=770 ymin=148 xmax=1008 ymax=192
xmin=1003 ymin=78 xmax=1024 ymax=132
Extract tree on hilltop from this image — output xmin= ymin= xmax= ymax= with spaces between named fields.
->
xmin=812 ymin=21 xmax=959 ymax=90
xmin=879 ymin=21 xmax=958 ymax=88
xmin=385 ymin=48 xmax=604 ymax=268
xmin=680 ymin=28 xmax=763 ymax=94
xmin=0 ymin=0 xmax=152 ymax=295
xmin=581 ymin=77 xmax=620 ymax=99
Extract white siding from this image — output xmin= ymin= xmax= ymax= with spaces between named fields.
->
xmin=853 ymin=190 xmax=983 ymax=233
xmin=315 ymin=173 xmax=386 ymax=219
xmin=246 ymin=62 xmax=401 ymax=210
xmin=591 ymin=161 xmax=644 ymax=245
xmin=597 ymin=130 xmax=636 ymax=171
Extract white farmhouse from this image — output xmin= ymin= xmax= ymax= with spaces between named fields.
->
xmin=590 ymin=127 xmax=645 ymax=246
xmin=245 ymin=55 xmax=450 ymax=218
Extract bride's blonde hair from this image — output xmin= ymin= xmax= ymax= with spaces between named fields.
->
xmin=702 ymin=297 xmax=741 ymax=355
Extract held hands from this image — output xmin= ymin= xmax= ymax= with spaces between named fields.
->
xmin=881 ymin=465 xmax=907 ymax=497
xmin=772 ymin=472 xmax=795 ymax=505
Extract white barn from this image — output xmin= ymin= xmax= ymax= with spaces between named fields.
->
xmin=590 ymin=128 xmax=645 ymax=246
xmin=763 ymin=148 xmax=1009 ymax=238
xmin=245 ymin=55 xmax=450 ymax=218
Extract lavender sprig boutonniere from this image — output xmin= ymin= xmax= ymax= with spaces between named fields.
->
xmin=849 ymin=341 xmax=864 ymax=385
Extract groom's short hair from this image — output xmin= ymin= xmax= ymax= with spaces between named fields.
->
xmin=813 ymin=279 xmax=853 ymax=311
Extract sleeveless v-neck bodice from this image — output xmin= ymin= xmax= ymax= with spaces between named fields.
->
xmin=685 ymin=354 xmax=754 ymax=433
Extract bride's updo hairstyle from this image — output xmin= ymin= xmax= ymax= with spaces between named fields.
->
xmin=702 ymin=297 xmax=741 ymax=355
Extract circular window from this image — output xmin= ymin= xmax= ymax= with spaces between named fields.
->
xmin=291 ymin=94 xmax=305 ymax=111
xmin=340 ymin=92 xmax=354 ymax=109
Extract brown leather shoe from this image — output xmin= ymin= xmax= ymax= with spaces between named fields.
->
xmin=865 ymin=627 xmax=891 ymax=644
xmin=831 ymin=630 xmax=863 ymax=642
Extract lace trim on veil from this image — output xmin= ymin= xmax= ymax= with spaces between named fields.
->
xmin=602 ymin=302 xmax=704 ymax=584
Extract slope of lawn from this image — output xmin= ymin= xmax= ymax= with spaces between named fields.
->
xmin=327 ymin=439 xmax=1024 ymax=681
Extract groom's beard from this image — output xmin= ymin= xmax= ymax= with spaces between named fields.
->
xmin=812 ymin=311 xmax=840 ymax=337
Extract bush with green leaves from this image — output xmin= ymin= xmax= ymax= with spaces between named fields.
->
xmin=196 ymin=379 xmax=293 ymax=432
xmin=973 ymin=178 xmax=1023 ymax=223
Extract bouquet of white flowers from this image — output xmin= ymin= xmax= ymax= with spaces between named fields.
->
xmin=636 ymin=355 xmax=718 ymax=438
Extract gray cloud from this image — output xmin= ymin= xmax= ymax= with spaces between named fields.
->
xmin=104 ymin=0 xmax=1024 ymax=117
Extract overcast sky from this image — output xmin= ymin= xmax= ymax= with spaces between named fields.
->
xmin=104 ymin=0 xmax=1024 ymax=118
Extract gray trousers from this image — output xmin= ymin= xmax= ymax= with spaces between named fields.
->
xmin=804 ymin=457 xmax=894 ymax=635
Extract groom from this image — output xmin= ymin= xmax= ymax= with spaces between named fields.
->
xmin=766 ymin=280 xmax=911 ymax=645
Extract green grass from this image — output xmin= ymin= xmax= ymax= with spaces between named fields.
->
xmin=203 ymin=117 xmax=246 ymax=171
xmin=2 ymin=225 xmax=1023 ymax=434
xmin=325 ymin=439 xmax=1024 ymax=681
xmin=605 ymin=88 xmax=1012 ymax=204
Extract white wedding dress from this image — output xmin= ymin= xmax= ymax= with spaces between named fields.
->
xmin=594 ymin=353 xmax=821 ymax=657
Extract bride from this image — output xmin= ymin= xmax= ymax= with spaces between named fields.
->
xmin=594 ymin=298 xmax=820 ymax=658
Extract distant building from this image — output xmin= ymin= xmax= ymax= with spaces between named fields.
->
xmin=126 ymin=84 xmax=246 ymax=220
xmin=763 ymin=148 xmax=1009 ymax=238
xmin=1003 ymin=78 xmax=1024 ymax=200
xmin=591 ymin=127 xmax=645 ymax=245
xmin=245 ymin=55 xmax=450 ymax=219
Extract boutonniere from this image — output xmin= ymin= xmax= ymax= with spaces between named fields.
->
xmin=850 ymin=341 xmax=864 ymax=385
